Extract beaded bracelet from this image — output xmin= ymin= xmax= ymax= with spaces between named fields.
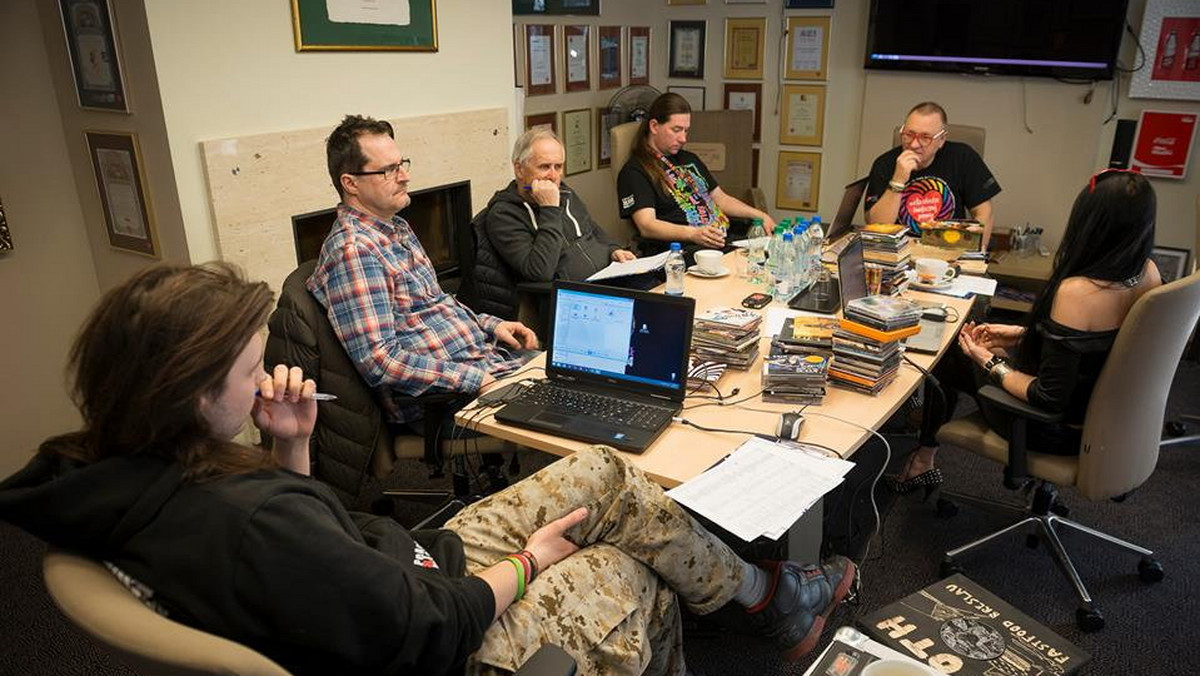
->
xmin=504 ymin=556 xmax=527 ymax=602
xmin=520 ymin=549 xmax=540 ymax=582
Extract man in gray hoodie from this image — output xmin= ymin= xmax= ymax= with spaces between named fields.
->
xmin=479 ymin=130 xmax=635 ymax=300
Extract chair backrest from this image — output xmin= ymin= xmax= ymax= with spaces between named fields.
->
xmin=43 ymin=548 xmax=293 ymax=676
xmin=1076 ymin=271 xmax=1200 ymax=499
xmin=892 ymin=123 xmax=986 ymax=157
xmin=610 ymin=121 xmax=640 ymax=189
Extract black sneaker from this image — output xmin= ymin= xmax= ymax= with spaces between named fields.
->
xmin=744 ymin=556 xmax=856 ymax=660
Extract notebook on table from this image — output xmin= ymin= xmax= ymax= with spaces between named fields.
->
xmin=495 ymin=281 xmax=695 ymax=452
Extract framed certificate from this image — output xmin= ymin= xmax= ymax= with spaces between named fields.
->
xmin=564 ymin=25 xmax=592 ymax=92
xmin=629 ymin=26 xmax=651 ymax=85
xmin=597 ymin=106 xmax=622 ymax=168
xmin=598 ymin=26 xmax=622 ymax=89
xmin=669 ymin=20 xmax=707 ymax=79
xmin=290 ymin=0 xmax=438 ymax=51
xmin=779 ymin=84 xmax=825 ymax=146
xmin=776 ymin=151 xmax=821 ymax=212
xmin=668 ymin=85 xmax=706 ymax=112
xmin=525 ymin=112 xmax=558 ymax=135
xmin=525 ymin=24 xmax=557 ymax=96
xmin=513 ymin=0 xmax=600 ymax=15
xmin=785 ymin=16 xmax=830 ymax=80
xmin=58 ymin=0 xmax=129 ymax=111
xmin=85 ymin=131 xmax=158 ymax=257
xmin=563 ymin=108 xmax=593 ymax=176
xmin=723 ymin=17 xmax=766 ymax=80
xmin=723 ymin=83 xmax=762 ymax=142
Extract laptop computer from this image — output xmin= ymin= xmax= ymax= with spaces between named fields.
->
xmin=788 ymin=232 xmax=868 ymax=314
xmin=494 ymin=281 xmax=695 ymax=452
xmin=825 ymin=176 xmax=870 ymax=242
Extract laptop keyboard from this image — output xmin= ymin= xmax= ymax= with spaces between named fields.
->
xmin=517 ymin=383 xmax=676 ymax=431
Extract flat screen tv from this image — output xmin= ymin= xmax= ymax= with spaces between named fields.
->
xmin=865 ymin=0 xmax=1131 ymax=81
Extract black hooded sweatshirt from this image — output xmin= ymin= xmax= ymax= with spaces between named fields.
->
xmin=0 ymin=451 xmax=494 ymax=676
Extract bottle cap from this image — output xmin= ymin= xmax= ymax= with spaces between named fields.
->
xmin=670 ymin=242 xmax=682 ymax=251
xmin=783 ymin=232 xmax=793 ymax=241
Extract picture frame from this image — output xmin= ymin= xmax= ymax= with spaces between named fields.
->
xmin=1129 ymin=109 xmax=1198 ymax=179
xmin=629 ymin=26 xmax=651 ymax=85
xmin=58 ymin=0 xmax=128 ymax=112
xmin=562 ymin=108 xmax=593 ymax=176
xmin=85 ymin=131 xmax=158 ymax=257
xmin=1130 ymin=0 xmax=1200 ymax=101
xmin=0 ymin=196 xmax=12 ymax=253
xmin=290 ymin=0 xmax=438 ymax=51
xmin=779 ymin=84 xmax=825 ymax=146
xmin=525 ymin=112 xmax=558 ymax=135
xmin=564 ymin=25 xmax=592 ymax=92
xmin=723 ymin=83 xmax=762 ymax=142
xmin=513 ymin=0 xmax=601 ymax=15
xmin=1151 ymin=246 xmax=1192 ymax=284
xmin=776 ymin=151 xmax=822 ymax=212
xmin=525 ymin=24 xmax=557 ymax=96
xmin=668 ymin=85 xmax=706 ymax=111
xmin=786 ymin=0 xmax=834 ymax=7
xmin=669 ymin=20 xmax=707 ymax=79
xmin=597 ymin=106 xmax=622 ymax=168
xmin=598 ymin=26 xmax=622 ymax=89
xmin=752 ymin=148 xmax=760 ymax=187
xmin=785 ymin=16 xmax=830 ymax=80
xmin=723 ymin=17 xmax=766 ymax=80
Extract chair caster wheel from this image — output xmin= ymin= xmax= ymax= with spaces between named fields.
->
xmin=1165 ymin=420 xmax=1188 ymax=437
xmin=1138 ymin=557 xmax=1164 ymax=583
xmin=1025 ymin=534 xmax=1040 ymax=549
xmin=939 ymin=557 xmax=962 ymax=578
xmin=935 ymin=498 xmax=958 ymax=519
xmin=1076 ymin=607 xmax=1104 ymax=632
xmin=1050 ymin=503 xmax=1070 ymax=517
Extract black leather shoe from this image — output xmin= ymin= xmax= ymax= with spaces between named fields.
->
xmin=744 ymin=556 xmax=856 ymax=660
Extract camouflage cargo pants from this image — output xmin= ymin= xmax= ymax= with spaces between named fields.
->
xmin=444 ymin=445 xmax=746 ymax=676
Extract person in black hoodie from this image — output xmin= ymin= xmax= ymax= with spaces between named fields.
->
xmin=0 ymin=262 xmax=855 ymax=676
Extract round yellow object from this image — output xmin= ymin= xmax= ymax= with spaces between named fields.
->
xmin=942 ymin=230 xmax=962 ymax=244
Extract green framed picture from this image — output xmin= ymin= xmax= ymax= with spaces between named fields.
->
xmin=291 ymin=0 xmax=438 ymax=52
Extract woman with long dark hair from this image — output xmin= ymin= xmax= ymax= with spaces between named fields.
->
xmin=891 ymin=170 xmax=1161 ymax=492
xmin=1 ymin=262 xmax=855 ymax=676
xmin=617 ymin=93 xmax=775 ymax=256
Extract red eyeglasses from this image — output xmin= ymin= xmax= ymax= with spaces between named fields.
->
xmin=1088 ymin=166 xmax=1141 ymax=193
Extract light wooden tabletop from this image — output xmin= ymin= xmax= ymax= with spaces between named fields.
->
xmin=456 ymin=251 xmax=976 ymax=488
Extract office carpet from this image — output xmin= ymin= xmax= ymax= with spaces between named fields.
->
xmin=1 ymin=360 xmax=1196 ymax=676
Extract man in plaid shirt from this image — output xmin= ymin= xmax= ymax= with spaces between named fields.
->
xmin=308 ymin=114 xmax=538 ymax=424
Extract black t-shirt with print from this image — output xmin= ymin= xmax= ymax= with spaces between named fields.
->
xmin=617 ymin=149 xmax=721 ymax=225
xmin=864 ymin=141 xmax=1001 ymax=235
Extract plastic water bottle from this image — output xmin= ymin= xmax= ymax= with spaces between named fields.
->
xmin=665 ymin=242 xmax=686 ymax=296
xmin=764 ymin=224 xmax=783 ymax=281
xmin=747 ymin=218 xmax=767 ymax=288
xmin=792 ymin=222 xmax=810 ymax=292
xmin=775 ymin=232 xmax=795 ymax=297
xmin=807 ymin=216 xmax=825 ymax=283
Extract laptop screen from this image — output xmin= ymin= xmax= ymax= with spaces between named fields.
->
xmin=548 ymin=282 xmax=695 ymax=400
xmin=826 ymin=177 xmax=869 ymax=242
xmin=838 ymin=234 xmax=868 ymax=313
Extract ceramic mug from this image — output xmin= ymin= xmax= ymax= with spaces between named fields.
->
xmin=914 ymin=258 xmax=957 ymax=286
xmin=861 ymin=658 xmax=933 ymax=676
xmin=694 ymin=249 xmax=724 ymax=275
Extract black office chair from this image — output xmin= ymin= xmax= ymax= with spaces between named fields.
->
xmin=456 ymin=207 xmax=553 ymax=337
xmin=935 ymin=271 xmax=1200 ymax=631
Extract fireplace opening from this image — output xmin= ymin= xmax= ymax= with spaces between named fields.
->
xmin=292 ymin=180 xmax=472 ymax=291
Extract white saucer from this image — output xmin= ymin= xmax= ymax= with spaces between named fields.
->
xmin=911 ymin=278 xmax=954 ymax=290
xmin=687 ymin=265 xmax=730 ymax=279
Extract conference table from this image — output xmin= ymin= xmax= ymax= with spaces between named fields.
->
xmin=455 ymin=249 xmax=977 ymax=556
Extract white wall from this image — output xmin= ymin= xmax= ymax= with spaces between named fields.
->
xmin=0 ymin=0 xmax=100 ymax=476
xmin=142 ymin=0 xmax=517 ymax=264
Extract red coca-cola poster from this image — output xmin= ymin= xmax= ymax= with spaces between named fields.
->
xmin=1130 ymin=110 xmax=1198 ymax=179
xmin=1151 ymin=17 xmax=1200 ymax=83
xmin=1130 ymin=0 xmax=1200 ymax=101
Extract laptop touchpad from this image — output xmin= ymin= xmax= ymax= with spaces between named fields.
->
xmin=531 ymin=412 xmax=570 ymax=428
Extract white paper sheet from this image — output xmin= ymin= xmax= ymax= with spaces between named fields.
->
xmin=326 ymin=0 xmax=410 ymax=26
xmin=907 ymin=271 xmax=998 ymax=298
xmin=529 ymin=35 xmax=553 ymax=86
xmin=586 ymin=251 xmax=670 ymax=281
xmin=567 ymin=35 xmax=588 ymax=82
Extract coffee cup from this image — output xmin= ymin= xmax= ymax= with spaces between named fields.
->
xmin=694 ymin=249 xmax=724 ymax=275
xmin=914 ymin=258 xmax=956 ymax=286
xmin=861 ymin=658 xmax=934 ymax=676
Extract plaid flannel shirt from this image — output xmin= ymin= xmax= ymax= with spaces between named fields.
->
xmin=308 ymin=204 xmax=527 ymax=422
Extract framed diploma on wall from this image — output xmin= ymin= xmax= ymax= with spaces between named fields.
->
xmin=779 ymin=84 xmax=825 ymax=146
xmin=85 ymin=131 xmax=158 ymax=257
xmin=525 ymin=112 xmax=558 ymax=134
xmin=290 ymin=0 xmax=438 ymax=51
xmin=563 ymin=109 xmax=593 ymax=176
xmin=723 ymin=82 xmax=762 ymax=142
xmin=668 ymin=85 xmax=706 ymax=111
xmin=564 ymin=25 xmax=592 ymax=92
xmin=723 ymin=17 xmax=765 ymax=80
xmin=597 ymin=106 xmax=621 ymax=167
xmin=58 ymin=0 xmax=129 ymax=111
xmin=776 ymin=151 xmax=822 ymax=212
xmin=669 ymin=20 xmax=707 ymax=79
xmin=599 ymin=26 xmax=622 ymax=89
xmin=525 ymin=24 xmax=557 ymax=96
xmin=785 ymin=16 xmax=830 ymax=80
xmin=629 ymin=26 xmax=651 ymax=85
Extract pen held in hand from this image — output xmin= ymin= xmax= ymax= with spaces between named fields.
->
xmin=255 ymin=390 xmax=337 ymax=402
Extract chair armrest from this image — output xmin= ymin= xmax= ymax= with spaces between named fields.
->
xmin=514 ymin=644 xmax=577 ymax=676
xmin=516 ymin=281 xmax=553 ymax=296
xmin=976 ymin=385 xmax=1063 ymax=424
